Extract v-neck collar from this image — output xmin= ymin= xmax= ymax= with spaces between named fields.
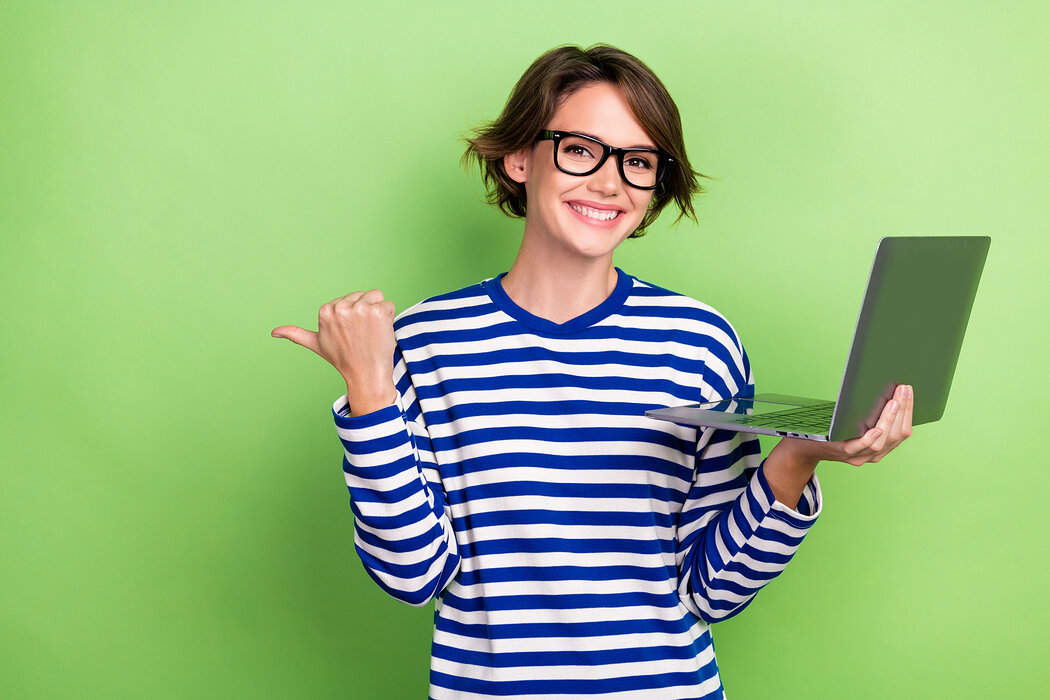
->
xmin=481 ymin=268 xmax=633 ymax=336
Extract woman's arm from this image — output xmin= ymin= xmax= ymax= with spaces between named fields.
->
xmin=273 ymin=290 xmax=461 ymax=606
xmin=675 ymin=385 xmax=914 ymax=621
xmin=675 ymin=428 xmax=821 ymax=623
xmin=333 ymin=358 xmax=461 ymax=606
xmin=673 ymin=328 xmax=822 ymax=624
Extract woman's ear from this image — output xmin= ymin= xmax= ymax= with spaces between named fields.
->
xmin=503 ymin=148 xmax=530 ymax=184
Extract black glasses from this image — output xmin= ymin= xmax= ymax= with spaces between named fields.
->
xmin=536 ymin=130 xmax=674 ymax=190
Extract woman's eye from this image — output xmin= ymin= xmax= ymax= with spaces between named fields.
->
xmin=563 ymin=144 xmax=595 ymax=159
xmin=624 ymin=156 xmax=655 ymax=171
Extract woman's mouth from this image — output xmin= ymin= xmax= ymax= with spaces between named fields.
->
xmin=566 ymin=202 xmax=622 ymax=222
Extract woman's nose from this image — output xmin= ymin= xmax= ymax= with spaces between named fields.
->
xmin=588 ymin=156 xmax=622 ymax=195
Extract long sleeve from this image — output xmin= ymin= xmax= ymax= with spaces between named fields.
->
xmin=675 ymin=428 xmax=821 ymax=622
xmin=332 ymin=349 xmax=460 ymax=606
xmin=673 ymin=330 xmax=822 ymax=623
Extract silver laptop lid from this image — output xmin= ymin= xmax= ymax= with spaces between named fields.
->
xmin=828 ymin=236 xmax=990 ymax=441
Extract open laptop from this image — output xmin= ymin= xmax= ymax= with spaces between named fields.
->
xmin=645 ymin=236 xmax=990 ymax=441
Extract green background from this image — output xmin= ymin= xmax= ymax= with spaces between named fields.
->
xmin=3 ymin=2 xmax=1047 ymax=697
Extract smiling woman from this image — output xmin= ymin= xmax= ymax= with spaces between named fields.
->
xmin=463 ymin=45 xmax=699 ymax=238
xmin=501 ymin=83 xmax=658 ymax=288
xmin=271 ymin=43 xmax=911 ymax=699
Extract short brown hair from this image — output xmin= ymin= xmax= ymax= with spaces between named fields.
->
xmin=464 ymin=44 xmax=702 ymax=238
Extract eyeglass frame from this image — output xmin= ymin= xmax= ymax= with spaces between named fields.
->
xmin=535 ymin=130 xmax=674 ymax=191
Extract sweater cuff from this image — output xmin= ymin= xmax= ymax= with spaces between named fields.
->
xmin=754 ymin=462 xmax=823 ymax=528
xmin=332 ymin=394 xmax=415 ymax=475
xmin=332 ymin=394 xmax=401 ymax=429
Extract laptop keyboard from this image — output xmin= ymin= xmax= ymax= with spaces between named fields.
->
xmin=733 ymin=402 xmax=836 ymax=432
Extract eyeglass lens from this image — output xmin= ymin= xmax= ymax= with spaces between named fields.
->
xmin=554 ymin=134 xmax=662 ymax=188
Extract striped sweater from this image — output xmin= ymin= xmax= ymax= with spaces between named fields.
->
xmin=333 ymin=269 xmax=821 ymax=699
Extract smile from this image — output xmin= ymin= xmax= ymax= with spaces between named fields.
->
xmin=567 ymin=202 xmax=622 ymax=222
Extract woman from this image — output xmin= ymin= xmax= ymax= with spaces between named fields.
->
xmin=272 ymin=45 xmax=912 ymax=699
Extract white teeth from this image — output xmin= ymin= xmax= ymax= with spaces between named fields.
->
xmin=568 ymin=203 xmax=620 ymax=221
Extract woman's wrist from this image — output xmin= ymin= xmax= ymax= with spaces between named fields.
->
xmin=345 ymin=378 xmax=397 ymax=417
xmin=763 ymin=439 xmax=821 ymax=509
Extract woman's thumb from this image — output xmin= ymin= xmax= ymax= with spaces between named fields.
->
xmin=271 ymin=325 xmax=322 ymax=356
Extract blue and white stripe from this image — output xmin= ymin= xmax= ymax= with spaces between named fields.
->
xmin=334 ymin=269 xmax=820 ymax=699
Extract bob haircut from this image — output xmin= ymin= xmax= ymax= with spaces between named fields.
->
xmin=464 ymin=44 xmax=702 ymax=238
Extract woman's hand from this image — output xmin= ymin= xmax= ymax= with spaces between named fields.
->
xmin=271 ymin=289 xmax=398 ymax=416
xmin=763 ymin=384 xmax=914 ymax=508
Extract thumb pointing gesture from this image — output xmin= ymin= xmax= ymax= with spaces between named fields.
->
xmin=270 ymin=325 xmax=322 ymax=356
xmin=271 ymin=289 xmax=398 ymax=417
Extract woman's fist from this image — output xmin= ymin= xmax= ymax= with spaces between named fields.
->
xmin=272 ymin=289 xmax=398 ymax=416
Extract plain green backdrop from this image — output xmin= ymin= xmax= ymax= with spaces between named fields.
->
xmin=2 ymin=1 xmax=1048 ymax=698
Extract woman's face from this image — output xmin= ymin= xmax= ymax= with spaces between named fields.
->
xmin=505 ymin=82 xmax=657 ymax=265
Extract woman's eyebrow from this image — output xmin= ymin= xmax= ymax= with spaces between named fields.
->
xmin=568 ymin=129 xmax=657 ymax=150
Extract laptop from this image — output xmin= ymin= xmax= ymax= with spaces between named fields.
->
xmin=645 ymin=236 xmax=990 ymax=441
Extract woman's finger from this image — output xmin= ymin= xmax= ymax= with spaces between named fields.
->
xmin=330 ymin=291 xmax=366 ymax=306
xmin=358 ymin=289 xmax=386 ymax=305
xmin=376 ymin=299 xmax=395 ymax=319
xmin=901 ymin=384 xmax=914 ymax=438
xmin=867 ymin=420 xmax=890 ymax=454
xmin=838 ymin=426 xmax=881 ymax=463
xmin=867 ymin=392 xmax=901 ymax=452
xmin=886 ymin=389 xmax=909 ymax=444
xmin=271 ymin=325 xmax=322 ymax=356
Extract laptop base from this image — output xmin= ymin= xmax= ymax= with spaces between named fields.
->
xmin=646 ymin=393 xmax=835 ymax=441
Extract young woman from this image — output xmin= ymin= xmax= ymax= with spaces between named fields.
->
xmin=272 ymin=45 xmax=913 ymax=699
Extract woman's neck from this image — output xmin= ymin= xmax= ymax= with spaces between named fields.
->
xmin=500 ymin=247 xmax=619 ymax=325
